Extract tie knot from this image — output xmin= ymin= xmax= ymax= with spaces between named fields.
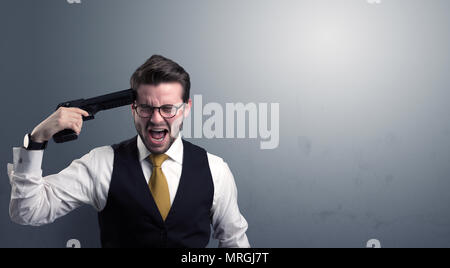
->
xmin=149 ymin=153 xmax=169 ymax=167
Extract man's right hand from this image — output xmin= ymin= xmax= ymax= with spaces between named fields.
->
xmin=30 ymin=107 xmax=90 ymax=143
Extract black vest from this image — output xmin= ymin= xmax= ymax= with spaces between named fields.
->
xmin=98 ymin=136 xmax=214 ymax=248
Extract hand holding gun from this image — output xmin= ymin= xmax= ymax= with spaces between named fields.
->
xmin=52 ymin=88 xmax=136 ymax=143
xmin=29 ymin=89 xmax=136 ymax=145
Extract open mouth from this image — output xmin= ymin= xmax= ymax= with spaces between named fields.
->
xmin=148 ymin=129 xmax=169 ymax=144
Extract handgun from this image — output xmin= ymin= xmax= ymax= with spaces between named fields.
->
xmin=53 ymin=88 xmax=136 ymax=143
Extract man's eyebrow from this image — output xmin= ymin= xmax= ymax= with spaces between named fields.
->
xmin=138 ymin=103 xmax=174 ymax=107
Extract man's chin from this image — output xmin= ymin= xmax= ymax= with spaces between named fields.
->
xmin=145 ymin=141 xmax=168 ymax=154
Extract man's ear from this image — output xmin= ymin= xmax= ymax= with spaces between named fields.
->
xmin=183 ymin=99 xmax=192 ymax=119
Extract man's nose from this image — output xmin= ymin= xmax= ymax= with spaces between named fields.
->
xmin=150 ymin=108 xmax=165 ymax=123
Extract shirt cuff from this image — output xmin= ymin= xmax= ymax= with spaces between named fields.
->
xmin=13 ymin=147 xmax=44 ymax=175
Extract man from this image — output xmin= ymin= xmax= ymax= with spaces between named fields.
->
xmin=7 ymin=55 xmax=250 ymax=248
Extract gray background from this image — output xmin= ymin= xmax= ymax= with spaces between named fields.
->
xmin=1 ymin=0 xmax=450 ymax=247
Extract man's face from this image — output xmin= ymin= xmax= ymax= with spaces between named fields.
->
xmin=132 ymin=83 xmax=191 ymax=154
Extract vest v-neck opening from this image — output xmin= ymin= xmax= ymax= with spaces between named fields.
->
xmin=135 ymin=137 xmax=188 ymax=225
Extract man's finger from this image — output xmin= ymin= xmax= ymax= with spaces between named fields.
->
xmin=69 ymin=107 xmax=90 ymax=117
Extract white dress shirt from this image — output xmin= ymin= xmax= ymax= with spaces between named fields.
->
xmin=7 ymin=133 xmax=250 ymax=248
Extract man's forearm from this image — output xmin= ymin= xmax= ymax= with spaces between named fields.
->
xmin=8 ymin=147 xmax=53 ymax=225
xmin=7 ymin=146 xmax=94 ymax=226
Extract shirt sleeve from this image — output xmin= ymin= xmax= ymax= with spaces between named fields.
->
xmin=208 ymin=154 xmax=251 ymax=248
xmin=7 ymin=146 xmax=105 ymax=226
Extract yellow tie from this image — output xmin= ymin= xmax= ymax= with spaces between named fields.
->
xmin=148 ymin=153 xmax=170 ymax=221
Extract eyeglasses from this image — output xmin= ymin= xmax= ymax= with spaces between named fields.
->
xmin=133 ymin=103 xmax=185 ymax=119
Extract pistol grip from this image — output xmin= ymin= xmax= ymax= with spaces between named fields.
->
xmin=53 ymin=129 xmax=79 ymax=143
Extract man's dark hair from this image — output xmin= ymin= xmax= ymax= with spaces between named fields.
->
xmin=130 ymin=55 xmax=190 ymax=103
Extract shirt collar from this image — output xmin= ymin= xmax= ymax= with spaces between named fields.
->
xmin=137 ymin=132 xmax=183 ymax=165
